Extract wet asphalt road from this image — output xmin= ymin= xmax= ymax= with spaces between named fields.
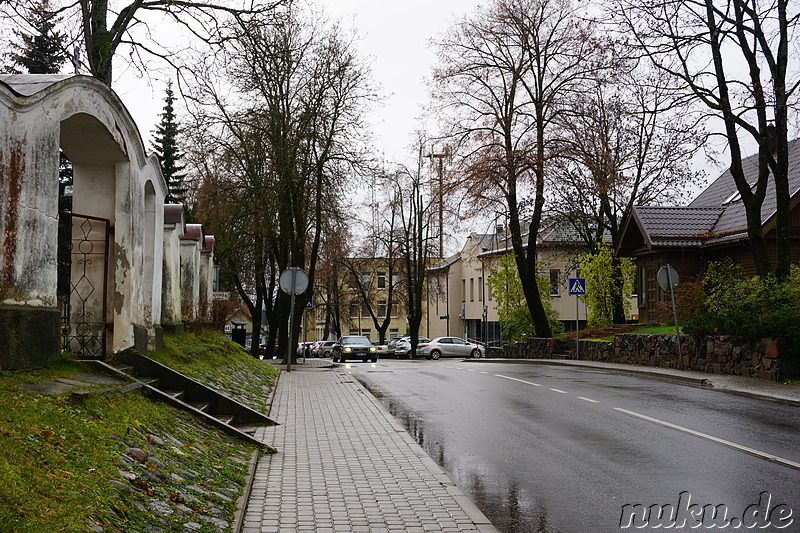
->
xmin=343 ymin=359 xmax=800 ymax=533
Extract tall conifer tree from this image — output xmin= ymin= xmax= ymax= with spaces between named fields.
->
xmin=152 ymin=81 xmax=188 ymax=205
xmin=8 ymin=0 xmax=68 ymax=74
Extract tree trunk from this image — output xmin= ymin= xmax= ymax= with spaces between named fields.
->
xmin=522 ymin=229 xmax=552 ymax=338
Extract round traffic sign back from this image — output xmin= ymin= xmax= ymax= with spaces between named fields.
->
xmin=657 ymin=265 xmax=680 ymax=292
xmin=279 ymin=267 xmax=309 ymax=295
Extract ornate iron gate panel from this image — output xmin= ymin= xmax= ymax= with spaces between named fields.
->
xmin=58 ymin=212 xmax=110 ymax=359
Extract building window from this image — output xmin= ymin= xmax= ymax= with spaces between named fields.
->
xmin=377 ymin=271 xmax=387 ymax=290
xmin=348 ymin=273 xmax=358 ymax=290
xmin=378 ymin=300 xmax=387 ymax=318
xmin=550 ymin=269 xmax=560 ymax=296
xmin=389 ymin=328 xmax=399 ymax=339
xmin=362 ymin=304 xmax=371 ymax=318
xmin=462 ymin=279 xmax=466 ymax=302
xmin=349 ymin=328 xmax=359 ymax=335
xmin=224 ymin=323 xmax=232 ymax=333
xmin=361 ymin=328 xmax=371 ymax=340
xmin=487 ymin=276 xmax=493 ymax=301
xmin=470 ymin=278 xmax=475 ymax=302
xmin=640 ymin=267 xmax=646 ymax=299
xmin=390 ymin=301 xmax=399 ymax=318
xmin=391 ymin=274 xmax=400 ymax=288
xmin=478 ymin=277 xmax=483 ymax=302
xmin=349 ymin=302 xmax=359 ymax=318
xmin=362 ymin=272 xmax=371 ymax=288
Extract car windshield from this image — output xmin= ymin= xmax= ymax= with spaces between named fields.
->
xmin=341 ymin=336 xmax=370 ymax=345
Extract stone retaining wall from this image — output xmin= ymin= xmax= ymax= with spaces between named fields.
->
xmin=501 ymin=334 xmax=795 ymax=381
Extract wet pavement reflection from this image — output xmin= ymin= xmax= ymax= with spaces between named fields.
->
xmin=363 ymin=382 xmax=565 ymax=533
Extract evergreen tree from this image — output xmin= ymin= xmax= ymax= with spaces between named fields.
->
xmin=152 ymin=81 xmax=188 ymax=205
xmin=8 ymin=0 xmax=68 ymax=74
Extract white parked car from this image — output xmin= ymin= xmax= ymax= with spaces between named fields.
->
xmin=417 ymin=337 xmax=484 ymax=360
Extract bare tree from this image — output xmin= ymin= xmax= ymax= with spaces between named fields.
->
xmin=387 ymin=148 xmax=438 ymax=356
xmin=1 ymin=0 xmax=283 ymax=85
xmin=551 ymin=63 xmax=706 ymax=322
xmin=610 ymin=0 xmax=800 ymax=277
xmin=432 ymin=0 xmax=603 ymax=337
xmin=189 ymin=5 xmax=372 ymax=361
xmin=338 ymin=193 xmax=405 ymax=344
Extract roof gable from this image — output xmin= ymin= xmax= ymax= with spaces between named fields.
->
xmin=622 ymin=136 xmax=800 ymax=252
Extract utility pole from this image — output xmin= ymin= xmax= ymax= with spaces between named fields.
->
xmin=426 ymin=146 xmax=448 ymax=259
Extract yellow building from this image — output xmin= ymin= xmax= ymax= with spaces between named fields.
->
xmin=311 ymin=257 xmax=431 ymax=343
xmin=427 ymin=225 xmax=638 ymax=343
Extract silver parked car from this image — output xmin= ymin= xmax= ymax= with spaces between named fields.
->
xmin=315 ymin=340 xmax=338 ymax=358
xmin=418 ymin=337 xmax=484 ymax=360
xmin=393 ymin=337 xmax=430 ymax=358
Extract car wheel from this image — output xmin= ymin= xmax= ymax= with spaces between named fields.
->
xmin=470 ymin=348 xmax=480 ymax=358
xmin=430 ymin=349 xmax=441 ymax=360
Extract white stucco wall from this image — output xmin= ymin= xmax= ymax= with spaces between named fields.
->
xmin=0 ymin=74 xmax=168 ymax=357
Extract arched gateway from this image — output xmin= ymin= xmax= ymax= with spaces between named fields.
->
xmin=0 ymin=74 xmax=168 ymax=369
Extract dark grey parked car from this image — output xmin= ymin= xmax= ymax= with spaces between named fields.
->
xmin=332 ymin=335 xmax=378 ymax=363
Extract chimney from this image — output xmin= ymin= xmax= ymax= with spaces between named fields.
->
xmin=766 ymin=124 xmax=777 ymax=154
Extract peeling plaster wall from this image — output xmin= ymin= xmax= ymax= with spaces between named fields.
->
xmin=199 ymin=251 xmax=213 ymax=313
xmin=180 ymin=240 xmax=201 ymax=322
xmin=0 ymin=99 xmax=60 ymax=307
xmin=161 ymin=223 xmax=183 ymax=325
xmin=0 ymin=75 xmax=168 ymax=365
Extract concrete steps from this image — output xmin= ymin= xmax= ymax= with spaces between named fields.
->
xmin=90 ymin=355 xmax=277 ymax=446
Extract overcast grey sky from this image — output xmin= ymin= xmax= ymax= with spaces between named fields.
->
xmin=117 ymin=0 xmax=472 ymax=165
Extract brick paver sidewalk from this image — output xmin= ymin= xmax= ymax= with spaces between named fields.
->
xmin=242 ymin=368 xmax=496 ymax=533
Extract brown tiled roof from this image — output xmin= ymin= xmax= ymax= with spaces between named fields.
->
xmin=631 ymin=136 xmax=800 ymax=249
xmin=633 ymin=206 xmax=725 ymax=247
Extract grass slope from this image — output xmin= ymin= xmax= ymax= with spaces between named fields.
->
xmin=0 ymin=331 xmax=278 ymax=532
xmin=148 ymin=331 xmax=280 ymax=414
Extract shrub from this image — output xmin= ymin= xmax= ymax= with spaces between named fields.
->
xmin=684 ymin=262 xmax=800 ymax=345
xmin=656 ymin=278 xmax=706 ymax=326
xmin=579 ymin=241 xmax=635 ymax=327
xmin=488 ymin=253 xmax=563 ymax=341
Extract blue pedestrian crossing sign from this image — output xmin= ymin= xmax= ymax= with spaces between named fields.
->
xmin=568 ymin=278 xmax=586 ymax=296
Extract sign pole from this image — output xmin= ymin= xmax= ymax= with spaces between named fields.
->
xmin=280 ymin=267 xmax=309 ymax=374
xmin=286 ymin=269 xmax=296 ymax=373
xmin=575 ymin=294 xmax=579 ymax=360
xmin=666 ymin=264 xmax=682 ymax=370
xmin=568 ymin=277 xmax=586 ymax=360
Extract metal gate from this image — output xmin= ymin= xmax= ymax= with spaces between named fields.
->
xmin=58 ymin=212 xmax=110 ymax=359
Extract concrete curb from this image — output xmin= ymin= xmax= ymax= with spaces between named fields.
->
xmin=702 ymin=382 xmax=800 ymax=407
xmin=346 ymin=370 xmax=499 ymax=532
xmin=234 ymin=449 xmax=262 ymax=533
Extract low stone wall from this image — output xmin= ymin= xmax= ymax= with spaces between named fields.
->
xmin=501 ymin=334 xmax=795 ymax=381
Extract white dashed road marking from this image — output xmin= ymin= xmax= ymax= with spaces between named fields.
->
xmin=614 ymin=408 xmax=800 ymax=470
xmin=493 ymin=374 xmax=542 ymax=387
